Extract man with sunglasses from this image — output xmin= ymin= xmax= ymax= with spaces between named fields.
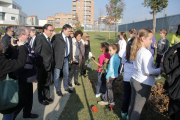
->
xmin=35 ymin=24 xmax=54 ymax=105
xmin=1 ymin=26 xmax=16 ymax=59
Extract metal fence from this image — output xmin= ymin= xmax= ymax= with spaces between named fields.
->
xmin=118 ymin=14 xmax=180 ymax=33
xmin=84 ymin=23 xmax=120 ymax=31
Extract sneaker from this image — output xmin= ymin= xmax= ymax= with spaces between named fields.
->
xmin=102 ymin=94 xmax=105 ymax=99
xmin=98 ymin=101 xmax=109 ymax=105
xmin=155 ymin=75 xmax=162 ymax=79
xmin=109 ymin=102 xmax=115 ymax=106
xmin=95 ymin=93 xmax=102 ymax=98
xmin=126 ymin=115 xmax=129 ymax=120
xmin=121 ymin=112 xmax=127 ymax=120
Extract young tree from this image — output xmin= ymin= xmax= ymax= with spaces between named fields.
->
xmin=105 ymin=3 xmax=115 ymax=39
xmin=98 ymin=8 xmax=104 ymax=32
xmin=73 ymin=13 xmax=81 ymax=31
xmin=106 ymin=0 xmax=125 ymax=39
xmin=142 ymin=0 xmax=168 ymax=33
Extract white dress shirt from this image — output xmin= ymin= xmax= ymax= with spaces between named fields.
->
xmin=62 ymin=33 xmax=70 ymax=57
xmin=30 ymin=36 xmax=36 ymax=48
xmin=118 ymin=39 xmax=126 ymax=58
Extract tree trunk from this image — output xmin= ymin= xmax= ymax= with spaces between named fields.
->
xmin=153 ymin=9 xmax=157 ymax=34
xmin=109 ymin=25 xmax=110 ymax=39
xmin=115 ymin=5 xmax=117 ymax=43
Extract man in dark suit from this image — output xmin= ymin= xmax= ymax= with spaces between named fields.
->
xmin=29 ymin=29 xmax=37 ymax=49
xmin=12 ymin=27 xmax=38 ymax=119
xmin=35 ymin=24 xmax=54 ymax=105
xmin=51 ymin=24 xmax=73 ymax=96
xmin=1 ymin=26 xmax=16 ymax=59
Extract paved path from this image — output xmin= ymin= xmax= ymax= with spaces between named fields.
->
xmin=0 ymin=79 xmax=73 ymax=120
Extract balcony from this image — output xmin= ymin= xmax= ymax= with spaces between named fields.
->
xmin=73 ymin=13 xmax=76 ymax=16
xmin=84 ymin=8 xmax=91 ymax=11
xmin=84 ymin=13 xmax=91 ymax=15
xmin=73 ymin=0 xmax=76 ymax=1
xmin=73 ymin=3 xmax=76 ymax=6
xmin=86 ymin=0 xmax=91 ymax=1
xmin=72 ymin=8 xmax=76 ymax=11
xmin=84 ymin=17 xmax=91 ymax=20
xmin=85 ymin=3 xmax=91 ymax=6
xmin=55 ymin=20 xmax=60 ymax=23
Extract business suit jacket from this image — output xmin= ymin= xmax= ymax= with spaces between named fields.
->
xmin=12 ymin=44 xmax=38 ymax=83
xmin=35 ymin=34 xmax=53 ymax=72
xmin=51 ymin=33 xmax=73 ymax=69
xmin=0 ymin=45 xmax=27 ymax=114
xmin=28 ymin=36 xmax=37 ymax=50
xmin=1 ymin=33 xmax=17 ymax=59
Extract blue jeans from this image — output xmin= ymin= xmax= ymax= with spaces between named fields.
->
xmin=96 ymin=72 xmax=106 ymax=94
xmin=2 ymin=112 xmax=14 ymax=120
xmin=54 ymin=58 xmax=69 ymax=91
xmin=121 ymin=81 xmax=131 ymax=113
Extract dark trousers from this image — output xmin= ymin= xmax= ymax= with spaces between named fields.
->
xmin=121 ymin=81 xmax=131 ymax=113
xmin=69 ymin=63 xmax=79 ymax=84
xmin=156 ymin=54 xmax=163 ymax=68
xmin=81 ymin=55 xmax=88 ymax=75
xmin=104 ymin=77 xmax=116 ymax=103
xmin=14 ymin=83 xmax=33 ymax=118
xmin=37 ymin=68 xmax=50 ymax=102
xmin=96 ymin=72 xmax=106 ymax=94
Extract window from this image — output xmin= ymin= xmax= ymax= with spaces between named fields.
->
xmin=78 ymin=11 xmax=80 ymax=13
xmin=78 ymin=7 xmax=80 ymax=8
xmin=64 ymin=18 xmax=66 ymax=21
xmin=0 ymin=12 xmax=5 ymax=20
xmin=78 ymin=15 xmax=80 ymax=18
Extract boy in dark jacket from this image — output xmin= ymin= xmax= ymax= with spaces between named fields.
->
xmin=155 ymin=29 xmax=169 ymax=79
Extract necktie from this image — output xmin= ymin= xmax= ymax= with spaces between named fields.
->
xmin=30 ymin=38 xmax=33 ymax=48
xmin=25 ymin=43 xmax=31 ymax=53
xmin=65 ymin=37 xmax=68 ymax=57
xmin=47 ymin=37 xmax=52 ymax=48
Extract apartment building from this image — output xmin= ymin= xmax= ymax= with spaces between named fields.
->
xmin=47 ymin=13 xmax=72 ymax=28
xmin=0 ymin=0 xmax=27 ymax=26
xmin=72 ymin=0 xmax=94 ymax=25
xmin=27 ymin=15 xmax=38 ymax=26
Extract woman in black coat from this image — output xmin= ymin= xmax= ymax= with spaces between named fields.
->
xmin=0 ymin=40 xmax=28 ymax=119
xmin=81 ymin=33 xmax=91 ymax=77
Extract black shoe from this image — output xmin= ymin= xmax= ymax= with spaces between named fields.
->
xmin=75 ymin=82 xmax=81 ymax=86
xmin=56 ymin=91 xmax=63 ymax=96
xmin=45 ymin=98 xmax=53 ymax=102
xmin=23 ymin=113 xmax=38 ymax=118
xmin=65 ymin=88 xmax=73 ymax=93
xmin=69 ymin=83 xmax=72 ymax=87
xmin=39 ymin=100 xmax=49 ymax=105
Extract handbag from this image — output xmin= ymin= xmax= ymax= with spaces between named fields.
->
xmin=0 ymin=74 xmax=19 ymax=110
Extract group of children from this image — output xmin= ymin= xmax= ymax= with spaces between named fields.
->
xmin=92 ymin=28 xmax=169 ymax=120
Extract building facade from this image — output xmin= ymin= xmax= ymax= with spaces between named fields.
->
xmin=72 ymin=0 xmax=94 ymax=25
xmin=39 ymin=19 xmax=47 ymax=26
xmin=27 ymin=15 xmax=38 ymax=26
xmin=0 ymin=0 xmax=27 ymax=26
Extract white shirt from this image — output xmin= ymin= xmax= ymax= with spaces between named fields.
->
xmin=122 ymin=52 xmax=134 ymax=82
xmin=118 ymin=39 xmax=126 ymax=58
xmin=30 ymin=36 xmax=36 ymax=48
xmin=62 ymin=33 xmax=70 ymax=57
xmin=128 ymin=38 xmax=131 ymax=42
xmin=131 ymin=47 xmax=161 ymax=86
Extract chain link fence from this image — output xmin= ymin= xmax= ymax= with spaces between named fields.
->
xmin=84 ymin=24 xmax=118 ymax=31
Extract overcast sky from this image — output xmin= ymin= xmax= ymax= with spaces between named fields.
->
xmin=14 ymin=0 xmax=180 ymax=24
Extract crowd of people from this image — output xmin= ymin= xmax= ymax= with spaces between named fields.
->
xmin=0 ymin=23 xmax=180 ymax=120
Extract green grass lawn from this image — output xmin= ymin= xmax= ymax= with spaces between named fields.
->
xmin=59 ymin=31 xmax=172 ymax=120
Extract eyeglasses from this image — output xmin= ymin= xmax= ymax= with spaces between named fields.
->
xmin=47 ymin=29 xmax=54 ymax=32
xmin=86 ymin=36 xmax=89 ymax=38
xmin=11 ymin=31 xmax=14 ymax=32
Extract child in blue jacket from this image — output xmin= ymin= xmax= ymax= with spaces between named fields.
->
xmin=98 ymin=43 xmax=120 ymax=106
